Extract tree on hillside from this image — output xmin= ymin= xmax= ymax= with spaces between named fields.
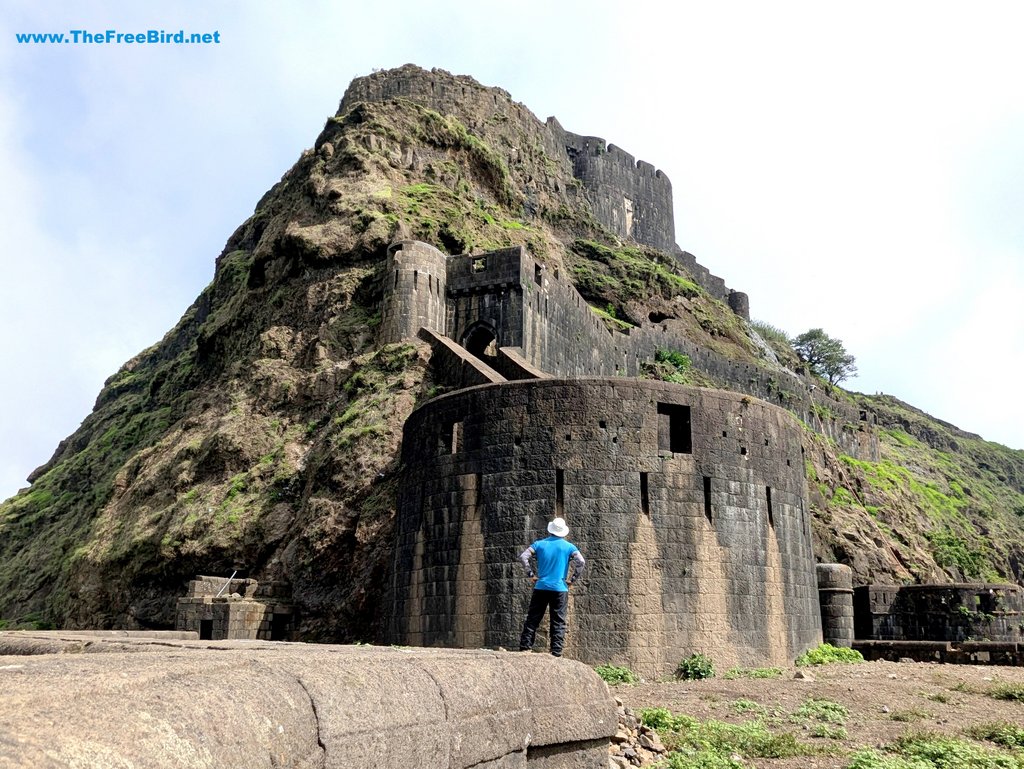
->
xmin=791 ymin=328 xmax=858 ymax=386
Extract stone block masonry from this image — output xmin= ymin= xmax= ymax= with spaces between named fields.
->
xmin=388 ymin=378 xmax=822 ymax=677
xmin=0 ymin=639 xmax=617 ymax=769
xmin=853 ymin=583 xmax=1024 ymax=644
xmin=174 ymin=575 xmax=295 ymax=641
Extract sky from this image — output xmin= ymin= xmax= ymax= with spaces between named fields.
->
xmin=1 ymin=1 xmax=1022 ymax=500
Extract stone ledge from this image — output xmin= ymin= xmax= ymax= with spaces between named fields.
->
xmin=0 ymin=640 xmax=616 ymax=768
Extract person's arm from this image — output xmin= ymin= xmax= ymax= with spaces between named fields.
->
xmin=518 ymin=547 xmax=536 ymax=578
xmin=567 ymin=550 xmax=585 ymax=585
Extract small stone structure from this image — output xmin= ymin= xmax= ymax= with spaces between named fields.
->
xmin=816 ymin=563 xmax=855 ymax=647
xmin=175 ymin=575 xmax=295 ymax=641
xmin=853 ymin=583 xmax=1024 ymax=644
xmin=0 ymin=636 xmax=616 ymax=768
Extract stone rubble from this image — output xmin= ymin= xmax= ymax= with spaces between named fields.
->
xmin=608 ymin=696 xmax=666 ymax=768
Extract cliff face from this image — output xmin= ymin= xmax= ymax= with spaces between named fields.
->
xmin=1 ymin=65 xmax=1022 ymax=635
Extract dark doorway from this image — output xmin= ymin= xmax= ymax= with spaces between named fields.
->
xmin=271 ymin=613 xmax=290 ymax=641
xmin=199 ymin=619 xmax=213 ymax=640
xmin=463 ymin=324 xmax=498 ymax=366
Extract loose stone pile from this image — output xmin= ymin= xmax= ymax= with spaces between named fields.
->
xmin=608 ymin=696 xmax=666 ymax=768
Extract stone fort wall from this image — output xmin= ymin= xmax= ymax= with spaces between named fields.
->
xmin=387 ymin=378 xmax=822 ymax=677
xmin=854 ymin=584 xmax=1024 ymax=644
xmin=381 ymin=241 xmax=878 ymax=461
xmin=338 ymin=65 xmax=744 ymax=307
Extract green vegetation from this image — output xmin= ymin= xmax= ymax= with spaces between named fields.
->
xmin=750 ymin=320 xmax=800 ymax=367
xmin=594 ymin=664 xmax=639 ymax=685
xmin=676 ymin=653 xmax=716 ymax=680
xmin=640 ymin=709 xmax=813 ymax=767
xmin=792 ymin=328 xmax=857 ymax=386
xmin=967 ymin=723 xmax=1024 ymax=750
xmin=795 ymin=643 xmax=864 ymax=667
xmin=570 ymin=239 xmax=701 ymax=307
xmin=791 ymin=698 xmax=849 ymax=726
xmin=988 ymin=682 xmax=1024 ymax=702
xmin=643 ymin=348 xmax=694 ymax=384
xmin=723 ymin=667 xmax=784 ymax=680
xmin=730 ymin=699 xmax=768 ymax=717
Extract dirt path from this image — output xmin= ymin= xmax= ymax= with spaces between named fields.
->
xmin=614 ymin=660 xmax=1024 ymax=768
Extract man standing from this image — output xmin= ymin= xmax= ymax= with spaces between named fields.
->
xmin=518 ymin=517 xmax=585 ymax=657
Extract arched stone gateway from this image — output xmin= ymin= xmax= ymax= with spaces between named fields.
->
xmin=387 ymin=378 xmax=822 ymax=678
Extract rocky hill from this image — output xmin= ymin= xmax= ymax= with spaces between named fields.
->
xmin=1 ymin=65 xmax=1022 ymax=637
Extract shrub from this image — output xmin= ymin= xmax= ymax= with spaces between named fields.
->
xmin=676 ymin=653 xmax=715 ymax=680
xmin=795 ymin=643 xmax=864 ymax=667
xmin=594 ymin=664 xmax=639 ymax=685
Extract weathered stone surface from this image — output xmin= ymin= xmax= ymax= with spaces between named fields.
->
xmin=0 ymin=640 xmax=616 ymax=769
xmin=853 ymin=583 xmax=1024 ymax=643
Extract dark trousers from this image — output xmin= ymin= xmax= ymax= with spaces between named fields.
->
xmin=519 ymin=589 xmax=569 ymax=656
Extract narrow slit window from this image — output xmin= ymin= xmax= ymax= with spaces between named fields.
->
xmin=703 ymin=476 xmax=712 ymax=522
xmin=534 ymin=264 xmax=542 ymax=286
xmin=451 ymin=421 xmax=463 ymax=454
xmin=555 ymin=469 xmax=565 ymax=517
xmin=656 ymin=403 xmax=692 ymax=454
xmin=413 ymin=270 xmax=418 ymax=288
xmin=394 ymin=269 xmax=399 ymax=288
xmin=640 ymin=472 xmax=650 ymax=516
xmin=766 ymin=486 xmax=774 ymax=528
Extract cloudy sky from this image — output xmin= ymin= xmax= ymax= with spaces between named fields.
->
xmin=1 ymin=1 xmax=1022 ymax=500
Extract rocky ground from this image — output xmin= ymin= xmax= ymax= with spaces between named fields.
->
xmin=609 ymin=660 xmax=1024 ymax=768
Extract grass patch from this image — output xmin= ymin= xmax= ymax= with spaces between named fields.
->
xmin=723 ymin=667 xmax=784 ymax=680
xmin=792 ymin=698 xmax=848 ymax=726
xmin=594 ymin=664 xmax=639 ymax=685
xmin=988 ymin=682 xmax=1024 ymax=702
xmin=730 ymin=699 xmax=768 ymax=717
xmin=967 ymin=723 xmax=1024 ymax=749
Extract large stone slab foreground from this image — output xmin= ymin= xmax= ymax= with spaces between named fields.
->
xmin=0 ymin=637 xmax=616 ymax=769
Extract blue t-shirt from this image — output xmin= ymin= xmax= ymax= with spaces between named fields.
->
xmin=531 ymin=536 xmax=579 ymax=592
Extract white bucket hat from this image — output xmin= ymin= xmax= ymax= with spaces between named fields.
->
xmin=547 ymin=517 xmax=569 ymax=537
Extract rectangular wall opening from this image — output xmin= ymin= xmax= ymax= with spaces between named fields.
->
xmin=703 ymin=476 xmax=712 ymax=522
xmin=534 ymin=264 xmax=542 ymax=286
xmin=199 ymin=619 xmax=213 ymax=640
xmin=271 ymin=613 xmax=290 ymax=641
xmin=451 ymin=421 xmax=463 ymax=454
xmin=555 ymin=468 xmax=564 ymax=517
xmin=657 ymin=403 xmax=692 ymax=454
xmin=640 ymin=472 xmax=650 ymax=516
xmin=766 ymin=486 xmax=774 ymax=528
xmin=472 ymin=257 xmax=487 ymax=272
